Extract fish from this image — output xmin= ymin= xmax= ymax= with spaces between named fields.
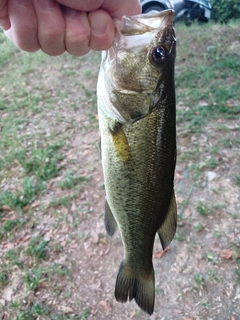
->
xmin=97 ymin=9 xmax=177 ymax=315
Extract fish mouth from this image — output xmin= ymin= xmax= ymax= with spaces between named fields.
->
xmin=115 ymin=9 xmax=175 ymax=35
xmin=131 ymin=9 xmax=175 ymax=27
xmin=106 ymin=10 xmax=175 ymax=61
xmin=98 ymin=10 xmax=176 ymax=124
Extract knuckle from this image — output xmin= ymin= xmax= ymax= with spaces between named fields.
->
xmin=65 ymin=29 xmax=90 ymax=45
xmin=41 ymin=28 xmax=64 ymax=43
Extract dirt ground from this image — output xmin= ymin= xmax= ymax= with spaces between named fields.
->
xmin=0 ymin=29 xmax=240 ymax=320
xmin=29 ymin=53 xmax=240 ymax=320
xmin=54 ymin=123 xmax=240 ymax=320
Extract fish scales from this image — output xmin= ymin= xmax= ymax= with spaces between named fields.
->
xmin=97 ymin=10 xmax=177 ymax=315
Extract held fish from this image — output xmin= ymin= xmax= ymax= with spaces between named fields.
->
xmin=97 ymin=10 xmax=177 ymax=315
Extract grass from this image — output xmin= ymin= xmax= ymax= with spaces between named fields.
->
xmin=15 ymin=143 xmax=64 ymax=180
xmin=196 ymin=201 xmax=212 ymax=216
xmin=203 ymin=252 xmax=217 ymax=264
xmin=0 ymin=178 xmax=45 ymax=211
xmin=175 ymin=22 xmax=240 ymax=133
xmin=207 ymin=270 xmax=219 ymax=283
xmin=0 ymin=268 xmax=10 ymax=287
xmin=193 ymin=273 xmax=205 ymax=290
xmin=235 ymin=268 xmax=240 ymax=282
xmin=56 ymin=170 xmax=88 ymax=189
xmin=3 ymin=247 xmax=24 ymax=268
xmin=192 ymin=223 xmax=205 ymax=232
xmin=81 ymin=308 xmax=90 ymax=320
xmin=233 ymin=175 xmax=240 ymax=185
xmin=0 ymin=30 xmax=18 ymax=66
xmin=22 ymin=267 xmax=47 ymax=292
xmin=25 ymin=235 xmax=49 ymax=260
xmin=0 ymin=31 xmax=88 ymax=318
xmin=0 ymin=22 xmax=240 ymax=318
xmin=0 ymin=218 xmax=25 ymax=240
xmin=174 ymin=226 xmax=186 ymax=242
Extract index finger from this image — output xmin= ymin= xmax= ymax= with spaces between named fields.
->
xmin=101 ymin=0 xmax=142 ymax=18
xmin=55 ymin=0 xmax=103 ymax=11
xmin=5 ymin=0 xmax=40 ymax=52
xmin=56 ymin=0 xmax=142 ymax=18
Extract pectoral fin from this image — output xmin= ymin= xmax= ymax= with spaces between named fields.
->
xmin=109 ymin=122 xmax=130 ymax=162
xmin=104 ymin=200 xmax=117 ymax=236
xmin=157 ymin=192 xmax=177 ymax=250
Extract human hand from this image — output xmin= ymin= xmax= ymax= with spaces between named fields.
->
xmin=0 ymin=0 xmax=141 ymax=56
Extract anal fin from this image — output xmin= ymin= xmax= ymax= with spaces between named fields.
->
xmin=98 ymin=134 xmax=101 ymax=160
xmin=104 ymin=200 xmax=117 ymax=236
xmin=157 ymin=191 xmax=177 ymax=250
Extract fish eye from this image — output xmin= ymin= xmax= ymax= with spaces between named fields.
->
xmin=151 ymin=46 xmax=167 ymax=66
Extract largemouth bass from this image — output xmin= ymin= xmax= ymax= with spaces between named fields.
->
xmin=97 ymin=10 xmax=177 ymax=315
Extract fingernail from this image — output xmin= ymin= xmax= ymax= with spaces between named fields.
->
xmin=37 ymin=0 xmax=56 ymax=10
xmin=91 ymin=17 xmax=108 ymax=35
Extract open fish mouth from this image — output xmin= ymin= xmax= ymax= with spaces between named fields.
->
xmin=106 ymin=10 xmax=176 ymax=61
xmin=98 ymin=10 xmax=176 ymax=124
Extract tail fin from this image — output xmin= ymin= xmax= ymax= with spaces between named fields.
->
xmin=115 ymin=261 xmax=155 ymax=315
